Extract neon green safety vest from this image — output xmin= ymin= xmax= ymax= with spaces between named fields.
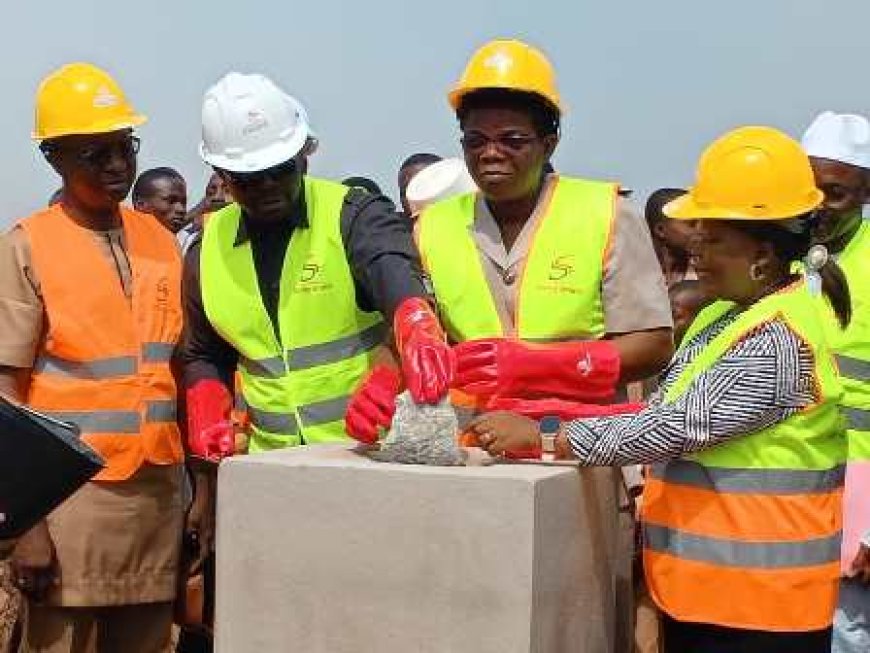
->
xmin=416 ymin=175 xmax=617 ymax=342
xmin=200 ymin=177 xmax=384 ymax=451
xmin=644 ymin=281 xmax=846 ymax=631
xmin=818 ymin=219 xmax=870 ymax=459
xmin=665 ymin=283 xmax=845 ymax=470
xmin=813 ymin=219 xmax=870 ymax=565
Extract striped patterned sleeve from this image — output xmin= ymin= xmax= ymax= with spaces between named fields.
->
xmin=565 ymin=320 xmax=819 ymax=466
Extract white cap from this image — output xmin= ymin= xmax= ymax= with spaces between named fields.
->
xmin=801 ymin=111 xmax=870 ymax=170
xmin=406 ymin=158 xmax=477 ymax=217
xmin=200 ymin=72 xmax=311 ymax=173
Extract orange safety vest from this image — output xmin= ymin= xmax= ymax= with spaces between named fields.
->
xmin=20 ymin=204 xmax=184 ymax=482
xmin=643 ymin=285 xmax=845 ymax=632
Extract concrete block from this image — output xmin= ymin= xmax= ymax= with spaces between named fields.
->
xmin=216 ymin=444 xmax=622 ymax=653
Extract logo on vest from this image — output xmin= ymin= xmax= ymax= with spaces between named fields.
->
xmin=296 ymin=257 xmax=331 ymax=294
xmin=548 ymin=255 xmax=575 ymax=281
xmin=155 ymin=276 xmax=170 ymax=311
xmin=537 ymin=255 xmax=583 ymax=295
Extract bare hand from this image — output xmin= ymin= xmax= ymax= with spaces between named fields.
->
xmin=11 ymin=521 xmax=57 ymax=601
xmin=848 ymin=544 xmax=870 ymax=584
xmin=184 ymin=472 xmax=215 ymax=577
xmin=468 ymin=411 xmax=540 ymax=457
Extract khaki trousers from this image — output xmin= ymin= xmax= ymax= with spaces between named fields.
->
xmin=20 ymin=603 xmax=172 ymax=653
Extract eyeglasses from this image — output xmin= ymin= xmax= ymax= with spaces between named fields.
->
xmin=75 ymin=136 xmax=141 ymax=168
xmin=460 ymin=133 xmax=539 ymax=154
xmin=223 ymin=158 xmax=298 ymax=188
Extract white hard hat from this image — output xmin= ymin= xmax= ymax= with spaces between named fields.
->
xmin=801 ymin=111 xmax=870 ymax=170
xmin=407 ymin=157 xmax=477 ymax=217
xmin=200 ymin=72 xmax=311 ymax=173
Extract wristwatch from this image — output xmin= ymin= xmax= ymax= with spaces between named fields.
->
xmin=539 ymin=416 xmax=561 ymax=454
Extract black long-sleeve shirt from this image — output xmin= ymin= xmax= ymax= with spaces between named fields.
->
xmin=180 ymin=186 xmax=428 ymax=389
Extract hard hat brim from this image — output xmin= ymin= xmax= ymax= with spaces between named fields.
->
xmin=33 ymin=113 xmax=147 ymax=141
xmin=663 ymin=188 xmax=824 ymax=221
xmin=200 ymin=124 xmax=309 ymax=173
xmin=447 ymin=85 xmax=564 ymax=114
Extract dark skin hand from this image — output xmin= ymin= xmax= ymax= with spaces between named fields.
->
xmin=849 ymin=544 xmax=870 ymax=584
xmin=469 ymin=411 xmax=575 ymax=460
xmin=461 ymin=106 xmax=673 ymax=381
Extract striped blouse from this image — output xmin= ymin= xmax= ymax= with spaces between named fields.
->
xmin=566 ymin=308 xmax=819 ymax=466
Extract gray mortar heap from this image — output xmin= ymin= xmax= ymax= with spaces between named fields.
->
xmin=368 ymin=391 xmax=464 ymax=466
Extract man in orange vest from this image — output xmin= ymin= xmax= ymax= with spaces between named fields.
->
xmin=0 ymin=63 xmax=187 ymax=653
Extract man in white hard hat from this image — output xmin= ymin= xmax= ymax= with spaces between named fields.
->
xmin=181 ymin=72 xmax=454 ymax=459
xmin=405 ymin=157 xmax=477 ymax=219
xmin=801 ymin=111 xmax=870 ymax=653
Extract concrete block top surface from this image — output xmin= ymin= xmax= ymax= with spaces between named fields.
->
xmin=219 ymin=442 xmax=578 ymax=483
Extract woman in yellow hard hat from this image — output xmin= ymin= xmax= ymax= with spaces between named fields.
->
xmin=346 ymin=39 xmax=673 ymax=650
xmin=470 ymin=126 xmax=850 ymax=653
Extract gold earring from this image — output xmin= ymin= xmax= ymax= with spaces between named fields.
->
xmin=749 ymin=263 xmax=765 ymax=281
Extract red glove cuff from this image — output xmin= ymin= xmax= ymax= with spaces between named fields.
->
xmin=187 ymin=379 xmax=233 ymax=450
xmin=393 ymin=297 xmax=444 ymax=351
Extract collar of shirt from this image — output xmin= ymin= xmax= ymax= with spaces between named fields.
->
xmin=233 ymin=190 xmax=309 ymax=247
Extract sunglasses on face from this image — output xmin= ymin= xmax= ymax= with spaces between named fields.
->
xmin=460 ymin=133 xmax=539 ymax=154
xmin=223 ymin=158 xmax=298 ymax=188
xmin=74 ymin=136 xmax=141 ymax=167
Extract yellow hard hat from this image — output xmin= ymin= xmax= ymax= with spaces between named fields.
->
xmin=33 ymin=62 xmax=146 ymax=141
xmin=448 ymin=39 xmax=563 ymax=114
xmin=665 ymin=126 xmax=823 ymax=221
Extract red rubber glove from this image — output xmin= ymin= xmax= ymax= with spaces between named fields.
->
xmin=345 ymin=366 xmax=402 ymax=444
xmin=187 ymin=379 xmax=235 ymax=461
xmin=394 ymin=297 xmax=455 ymax=404
xmin=485 ymin=397 xmax=644 ymax=460
xmin=454 ymin=338 xmax=620 ymax=402
xmin=485 ymin=396 xmax=644 ymax=421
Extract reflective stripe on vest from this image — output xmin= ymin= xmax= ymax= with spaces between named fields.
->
xmin=44 ymin=410 xmax=141 ymax=434
xmin=645 ymin=524 xmax=841 ymax=569
xmin=643 ymin=282 xmax=845 ymax=632
xmin=34 ymin=354 xmax=137 ymax=379
xmin=200 ymin=177 xmax=382 ymax=450
xmin=20 ymin=206 xmax=184 ymax=481
xmin=649 ymin=461 xmax=846 ymax=495
xmin=142 ymin=342 xmax=175 ymax=363
xmin=146 ymin=400 xmax=177 ymax=423
xmin=843 ymin=406 xmax=870 ymax=431
xmin=34 ymin=342 xmax=175 ymax=379
xmin=836 ymin=354 xmax=870 ymax=382
xmin=417 ymin=175 xmax=616 ymax=342
xmin=248 ymin=395 xmax=350 ymax=435
xmin=44 ymin=401 xmax=177 ymax=435
xmin=240 ymin=322 xmax=385 ymax=378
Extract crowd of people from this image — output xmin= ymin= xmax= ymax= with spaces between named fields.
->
xmin=0 ymin=36 xmax=868 ymax=653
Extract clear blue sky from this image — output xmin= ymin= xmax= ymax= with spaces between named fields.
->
xmin=1 ymin=0 xmax=867 ymax=224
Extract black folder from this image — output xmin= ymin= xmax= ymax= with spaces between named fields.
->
xmin=0 ymin=396 xmax=104 ymax=539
